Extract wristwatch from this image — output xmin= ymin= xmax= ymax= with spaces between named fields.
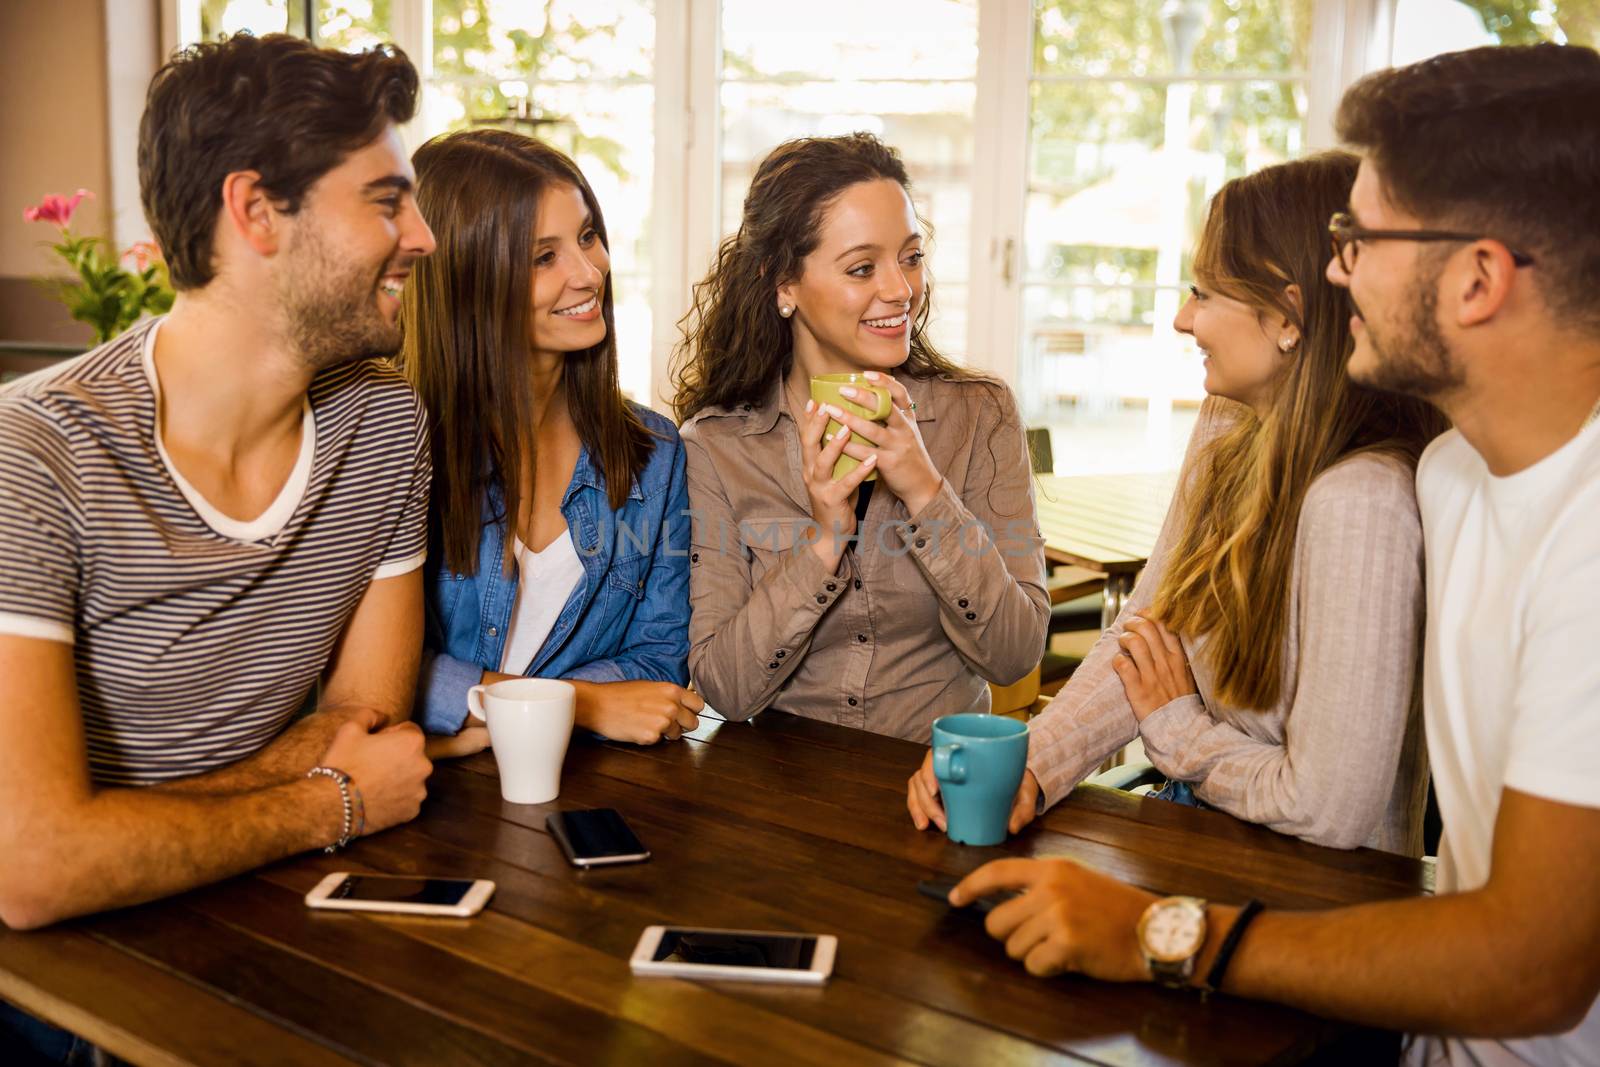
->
xmin=1137 ymin=895 xmax=1208 ymax=987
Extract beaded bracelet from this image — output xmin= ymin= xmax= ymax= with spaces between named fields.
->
xmin=307 ymin=765 xmax=354 ymax=853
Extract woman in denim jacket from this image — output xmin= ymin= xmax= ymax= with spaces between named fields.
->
xmin=401 ymin=130 xmax=700 ymax=747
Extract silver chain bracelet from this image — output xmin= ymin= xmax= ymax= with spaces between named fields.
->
xmin=307 ymin=765 xmax=354 ymax=853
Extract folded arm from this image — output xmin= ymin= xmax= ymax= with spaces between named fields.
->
xmin=160 ymin=570 xmax=426 ymax=791
xmin=0 ymin=635 xmax=344 ymax=929
xmin=1138 ymin=465 xmax=1426 ymax=848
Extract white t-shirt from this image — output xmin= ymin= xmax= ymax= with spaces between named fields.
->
xmin=1406 ymin=421 xmax=1600 ymax=1067
xmin=499 ymin=528 xmax=585 ymax=674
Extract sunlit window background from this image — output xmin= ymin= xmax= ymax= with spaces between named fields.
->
xmin=720 ymin=0 xmax=977 ymax=357
xmin=187 ymin=0 xmax=1598 ymax=473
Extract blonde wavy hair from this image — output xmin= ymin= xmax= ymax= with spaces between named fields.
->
xmin=1152 ymin=152 xmax=1447 ymax=709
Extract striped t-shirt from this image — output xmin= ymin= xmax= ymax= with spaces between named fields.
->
xmin=0 ymin=317 xmax=430 ymax=785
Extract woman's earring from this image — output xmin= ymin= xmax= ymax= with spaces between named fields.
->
xmin=779 ymin=304 xmax=794 ymax=318
xmin=1279 ymin=335 xmax=1299 ymax=353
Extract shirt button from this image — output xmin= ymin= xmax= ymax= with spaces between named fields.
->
xmin=487 ymin=625 xmax=499 ymax=636
xmin=853 ymin=579 xmax=862 ymax=590
xmin=776 ymin=650 xmax=786 ymax=659
xmin=958 ymin=598 xmax=969 ymax=609
xmin=767 ymin=661 xmax=778 ymax=670
xmin=847 ymin=697 xmax=858 ymax=707
xmin=915 ymin=538 xmax=926 ymax=549
xmin=691 ymin=552 xmax=700 ymax=563
xmin=815 ymin=595 xmax=827 ymax=604
xmin=964 ymin=611 xmax=976 ymax=621
xmin=908 ymin=523 xmax=918 ymax=533
xmin=825 ymin=581 xmax=837 ymax=592
xmin=857 ymin=634 xmax=868 ymax=643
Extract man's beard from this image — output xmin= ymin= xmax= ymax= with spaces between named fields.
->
xmin=277 ymin=225 xmax=402 ymax=371
xmin=1351 ymin=268 xmax=1465 ymax=400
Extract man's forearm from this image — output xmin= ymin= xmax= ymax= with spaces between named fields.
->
xmin=1216 ymin=892 xmax=1571 ymax=1036
xmin=155 ymin=705 xmax=382 ymax=794
xmin=4 ymin=776 xmax=340 ymax=929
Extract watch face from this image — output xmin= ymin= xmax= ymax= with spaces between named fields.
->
xmin=1142 ymin=899 xmax=1206 ymax=963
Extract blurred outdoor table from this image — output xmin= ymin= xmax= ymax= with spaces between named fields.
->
xmin=0 ymin=710 xmax=1428 ymax=1066
xmin=1035 ymin=470 xmax=1179 ymax=628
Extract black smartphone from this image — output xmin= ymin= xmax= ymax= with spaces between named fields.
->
xmin=917 ymin=876 xmax=1021 ymax=916
xmin=546 ymin=808 xmax=651 ymax=867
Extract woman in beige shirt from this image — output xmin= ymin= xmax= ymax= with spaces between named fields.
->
xmin=673 ymin=133 xmax=1048 ymax=741
xmin=908 ymin=152 xmax=1448 ymax=853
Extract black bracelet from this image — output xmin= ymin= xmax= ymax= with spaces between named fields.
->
xmin=1202 ymin=899 xmax=1264 ymax=994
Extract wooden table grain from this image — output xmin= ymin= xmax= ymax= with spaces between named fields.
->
xmin=1035 ymin=471 xmax=1178 ymax=627
xmin=0 ymin=711 xmax=1427 ymax=1066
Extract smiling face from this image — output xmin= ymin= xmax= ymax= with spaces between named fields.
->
xmin=527 ymin=182 xmax=610 ymax=359
xmin=1327 ymin=159 xmax=1461 ymax=398
xmin=778 ymin=178 xmax=925 ymax=374
xmin=1172 ymin=280 xmax=1291 ymax=412
xmin=275 ymin=125 xmax=436 ymax=368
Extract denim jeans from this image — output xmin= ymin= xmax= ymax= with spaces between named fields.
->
xmin=1 ymin=999 xmax=104 ymax=1066
xmin=1151 ymin=779 xmax=1209 ymax=809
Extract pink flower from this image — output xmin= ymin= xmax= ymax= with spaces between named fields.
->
xmin=23 ymin=189 xmax=92 ymax=227
xmin=122 ymin=240 xmax=162 ymax=272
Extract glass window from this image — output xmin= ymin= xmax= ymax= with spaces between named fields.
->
xmin=186 ymin=1 xmax=658 ymax=405
xmin=1392 ymin=0 xmax=1599 ymax=66
xmin=198 ymin=0 xmax=387 ymax=45
xmin=1021 ymin=0 xmax=1310 ymax=474
xmin=719 ymin=0 xmax=978 ymax=357
xmin=426 ymin=0 xmax=656 ymax=403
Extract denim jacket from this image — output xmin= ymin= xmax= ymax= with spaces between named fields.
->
xmin=417 ymin=405 xmax=690 ymax=734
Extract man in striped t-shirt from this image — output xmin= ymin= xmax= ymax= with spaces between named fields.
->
xmin=0 ymin=34 xmax=449 ymax=936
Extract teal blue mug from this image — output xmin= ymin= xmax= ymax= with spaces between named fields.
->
xmin=931 ymin=714 xmax=1030 ymax=846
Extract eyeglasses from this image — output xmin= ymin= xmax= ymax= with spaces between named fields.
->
xmin=1328 ymin=211 xmax=1536 ymax=274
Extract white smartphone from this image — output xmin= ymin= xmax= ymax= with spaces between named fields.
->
xmin=629 ymin=926 xmax=837 ymax=985
xmin=304 ymin=872 xmax=495 ymax=918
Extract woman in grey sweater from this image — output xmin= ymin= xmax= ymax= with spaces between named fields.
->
xmin=908 ymin=152 xmax=1447 ymax=854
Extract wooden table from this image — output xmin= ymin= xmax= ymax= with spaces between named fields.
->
xmin=0 ymin=712 xmax=1427 ymax=1066
xmin=1035 ymin=471 xmax=1179 ymax=627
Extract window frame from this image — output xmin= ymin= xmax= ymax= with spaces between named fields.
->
xmin=148 ymin=0 xmax=1399 ymax=409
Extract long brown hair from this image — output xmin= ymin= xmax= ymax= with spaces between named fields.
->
xmin=1153 ymin=152 xmax=1447 ymax=709
xmin=401 ymin=129 xmax=653 ymax=575
xmin=672 ymin=132 xmax=977 ymax=420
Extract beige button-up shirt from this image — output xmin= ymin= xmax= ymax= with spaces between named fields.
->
xmin=680 ymin=372 xmax=1048 ymax=742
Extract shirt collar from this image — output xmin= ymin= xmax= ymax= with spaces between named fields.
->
xmin=565 ymin=440 xmax=644 ymax=503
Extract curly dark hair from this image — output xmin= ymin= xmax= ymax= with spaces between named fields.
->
xmin=138 ymin=32 xmax=419 ymax=290
xmin=671 ymin=132 xmax=979 ymax=421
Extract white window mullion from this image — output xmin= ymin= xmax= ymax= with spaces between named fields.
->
xmin=390 ymin=0 xmax=432 ymax=146
xmin=1306 ymin=0 xmax=1398 ymax=149
xmin=966 ymin=0 xmax=1032 ymax=387
xmin=105 ymin=0 xmax=162 ymax=250
xmin=650 ymin=0 xmax=719 ymax=413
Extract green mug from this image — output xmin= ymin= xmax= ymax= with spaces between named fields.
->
xmin=810 ymin=373 xmax=892 ymax=482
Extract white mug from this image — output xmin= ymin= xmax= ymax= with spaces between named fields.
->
xmin=466 ymin=678 xmax=576 ymax=804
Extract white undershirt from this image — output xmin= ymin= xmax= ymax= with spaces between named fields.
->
xmin=498 ymin=528 xmax=585 ymax=674
xmin=1403 ymin=419 xmax=1600 ymax=1067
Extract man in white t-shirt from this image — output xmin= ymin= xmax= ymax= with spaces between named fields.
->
xmin=949 ymin=44 xmax=1600 ymax=1063
xmin=0 ymin=32 xmax=450 ymax=945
